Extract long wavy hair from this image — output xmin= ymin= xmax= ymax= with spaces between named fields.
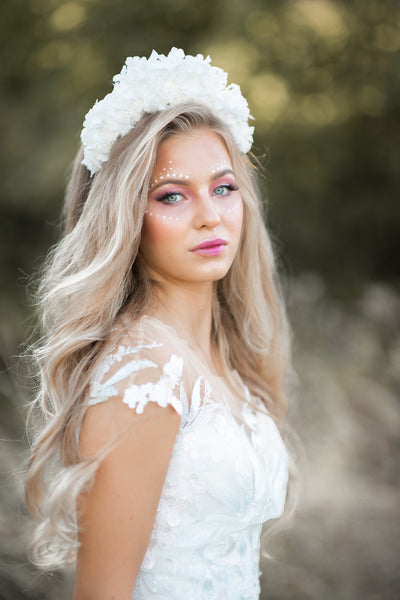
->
xmin=25 ymin=103 xmax=293 ymax=568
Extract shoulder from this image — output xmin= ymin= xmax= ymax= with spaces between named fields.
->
xmin=80 ymin=315 xmax=186 ymax=458
xmin=87 ymin=314 xmax=189 ymax=422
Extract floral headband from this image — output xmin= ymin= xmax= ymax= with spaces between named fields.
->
xmin=80 ymin=48 xmax=254 ymax=176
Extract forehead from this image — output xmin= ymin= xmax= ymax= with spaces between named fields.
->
xmin=153 ymin=129 xmax=232 ymax=174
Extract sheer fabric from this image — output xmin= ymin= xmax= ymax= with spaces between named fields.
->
xmin=87 ymin=315 xmax=288 ymax=599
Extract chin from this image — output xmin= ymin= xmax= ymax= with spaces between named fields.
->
xmin=192 ymin=263 xmax=232 ymax=282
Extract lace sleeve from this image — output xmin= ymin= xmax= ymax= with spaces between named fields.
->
xmin=88 ymin=319 xmax=189 ymax=426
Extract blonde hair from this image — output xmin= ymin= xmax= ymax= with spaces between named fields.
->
xmin=25 ymin=103 xmax=293 ymax=568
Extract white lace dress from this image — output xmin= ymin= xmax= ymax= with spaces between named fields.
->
xmin=88 ymin=316 xmax=288 ymax=600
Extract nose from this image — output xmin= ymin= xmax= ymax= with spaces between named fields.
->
xmin=194 ymin=190 xmax=221 ymax=229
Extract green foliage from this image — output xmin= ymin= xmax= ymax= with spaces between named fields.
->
xmin=1 ymin=0 xmax=399 ymax=299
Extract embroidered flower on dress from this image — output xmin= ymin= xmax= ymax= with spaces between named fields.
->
xmin=122 ymin=354 xmax=183 ymax=415
xmin=162 ymin=354 xmax=183 ymax=386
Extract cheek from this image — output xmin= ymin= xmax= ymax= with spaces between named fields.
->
xmin=144 ymin=207 xmax=182 ymax=224
xmin=141 ymin=213 xmax=187 ymax=257
xmin=224 ymin=197 xmax=244 ymax=237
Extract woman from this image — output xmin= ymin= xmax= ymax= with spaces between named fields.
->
xmin=26 ymin=48 xmax=292 ymax=599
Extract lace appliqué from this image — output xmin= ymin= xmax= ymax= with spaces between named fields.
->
xmin=90 ymin=342 xmax=162 ymax=402
xmin=241 ymin=386 xmax=265 ymax=451
xmin=123 ymin=355 xmax=183 ymax=415
xmin=89 ymin=343 xmax=185 ymax=417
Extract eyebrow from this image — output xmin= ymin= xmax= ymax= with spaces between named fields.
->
xmin=149 ymin=169 xmax=235 ymax=193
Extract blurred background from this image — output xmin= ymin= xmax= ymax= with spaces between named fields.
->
xmin=0 ymin=0 xmax=399 ymax=598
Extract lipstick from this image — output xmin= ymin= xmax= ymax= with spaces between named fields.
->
xmin=190 ymin=238 xmax=227 ymax=257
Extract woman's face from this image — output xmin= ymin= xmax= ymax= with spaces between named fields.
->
xmin=140 ymin=128 xmax=243 ymax=288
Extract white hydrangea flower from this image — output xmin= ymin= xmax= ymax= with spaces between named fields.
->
xmin=81 ymin=47 xmax=254 ymax=175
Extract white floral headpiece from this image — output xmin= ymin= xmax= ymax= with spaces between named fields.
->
xmin=80 ymin=48 xmax=254 ymax=175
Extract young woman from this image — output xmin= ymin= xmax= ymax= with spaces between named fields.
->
xmin=26 ymin=48 xmax=292 ymax=599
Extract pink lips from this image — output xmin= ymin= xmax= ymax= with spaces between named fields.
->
xmin=190 ymin=238 xmax=227 ymax=257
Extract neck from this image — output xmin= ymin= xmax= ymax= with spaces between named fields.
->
xmin=149 ymin=279 xmax=215 ymax=361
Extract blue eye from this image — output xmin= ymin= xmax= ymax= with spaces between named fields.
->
xmin=213 ymin=184 xmax=238 ymax=196
xmin=157 ymin=192 xmax=183 ymax=204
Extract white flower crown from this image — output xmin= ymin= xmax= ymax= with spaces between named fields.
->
xmin=80 ymin=48 xmax=254 ymax=175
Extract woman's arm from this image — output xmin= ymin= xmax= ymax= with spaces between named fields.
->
xmin=73 ymin=398 xmax=181 ymax=600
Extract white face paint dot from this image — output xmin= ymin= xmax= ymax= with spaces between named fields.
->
xmin=162 ymin=215 xmax=166 ymax=219
xmin=149 ymin=212 xmax=153 ymax=216
xmin=210 ymin=160 xmax=232 ymax=175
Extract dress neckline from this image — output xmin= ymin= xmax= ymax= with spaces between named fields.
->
xmin=112 ymin=312 xmax=277 ymax=439
xmin=114 ymin=311 xmax=251 ymax=417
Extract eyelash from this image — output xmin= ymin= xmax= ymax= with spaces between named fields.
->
xmin=156 ymin=184 xmax=238 ymax=204
xmin=214 ymin=184 xmax=238 ymax=196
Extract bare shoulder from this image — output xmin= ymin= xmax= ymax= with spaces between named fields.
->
xmin=80 ymin=393 xmax=181 ymax=460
